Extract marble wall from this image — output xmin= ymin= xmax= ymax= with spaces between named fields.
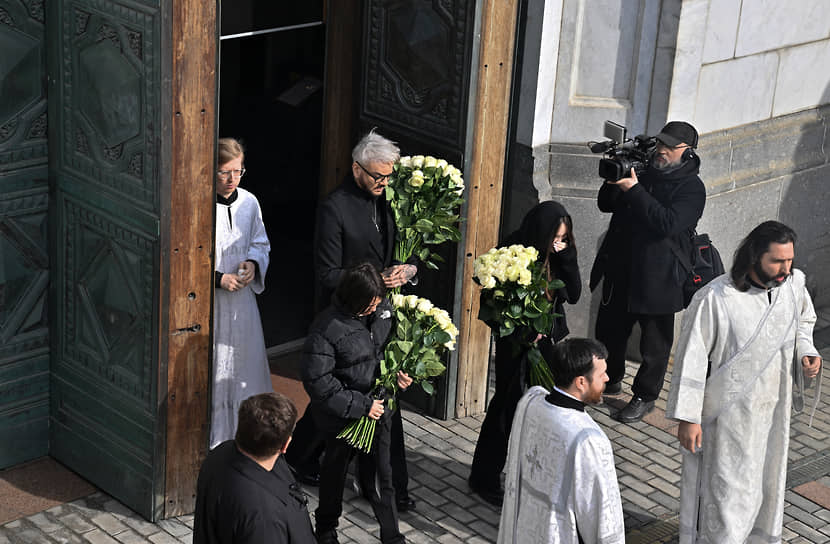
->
xmin=669 ymin=0 xmax=830 ymax=133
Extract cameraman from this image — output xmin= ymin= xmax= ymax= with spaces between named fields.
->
xmin=589 ymin=121 xmax=706 ymax=423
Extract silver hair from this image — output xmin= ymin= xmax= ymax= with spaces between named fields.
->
xmin=352 ymin=128 xmax=400 ymax=164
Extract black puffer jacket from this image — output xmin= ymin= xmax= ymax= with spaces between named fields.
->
xmin=501 ymin=201 xmax=582 ymax=342
xmin=301 ymin=298 xmax=393 ymax=434
xmin=589 ymin=157 xmax=706 ymax=314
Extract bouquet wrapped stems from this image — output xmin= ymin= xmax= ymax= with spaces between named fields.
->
xmin=336 ymin=387 xmax=388 ymax=454
xmin=526 ymin=344 xmax=556 ymax=391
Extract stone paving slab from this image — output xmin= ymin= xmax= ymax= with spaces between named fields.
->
xmin=2 ymin=315 xmax=829 ymax=543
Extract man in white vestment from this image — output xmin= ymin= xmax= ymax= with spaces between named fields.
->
xmin=666 ymin=221 xmax=822 ymax=543
xmin=499 ymin=338 xmax=625 ymax=544
xmin=211 ymin=138 xmax=273 ymax=448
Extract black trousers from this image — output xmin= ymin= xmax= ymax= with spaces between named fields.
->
xmin=469 ymin=337 xmax=555 ymax=490
xmin=316 ymin=416 xmax=404 ymax=544
xmin=594 ymin=288 xmax=674 ymax=402
xmin=285 ymin=407 xmax=410 ymax=500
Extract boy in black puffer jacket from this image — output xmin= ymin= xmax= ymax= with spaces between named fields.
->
xmin=302 ymin=263 xmax=411 ymax=544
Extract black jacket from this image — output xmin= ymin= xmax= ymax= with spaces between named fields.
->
xmin=193 ymin=441 xmax=315 ymax=544
xmin=302 ymin=298 xmax=394 ymax=434
xmin=589 ymin=156 xmax=706 ymax=314
xmin=501 ymin=201 xmax=582 ymax=342
xmin=314 ymin=177 xmax=395 ymax=310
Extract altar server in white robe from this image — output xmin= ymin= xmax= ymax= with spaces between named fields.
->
xmin=666 ymin=221 xmax=822 ymax=544
xmin=499 ymin=337 xmax=625 ymax=544
xmin=211 ymin=137 xmax=273 ymax=448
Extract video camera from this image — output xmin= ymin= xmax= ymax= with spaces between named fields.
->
xmin=588 ymin=121 xmax=656 ymax=182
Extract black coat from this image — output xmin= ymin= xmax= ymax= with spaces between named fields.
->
xmin=302 ymin=298 xmax=394 ymax=434
xmin=314 ymin=177 xmax=395 ymax=310
xmin=193 ymin=441 xmax=315 ymax=544
xmin=501 ymin=201 xmax=582 ymax=342
xmin=589 ymin=157 xmax=706 ymax=314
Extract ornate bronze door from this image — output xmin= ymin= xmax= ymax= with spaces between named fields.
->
xmin=357 ymin=0 xmax=477 ymax=417
xmin=0 ymin=0 xmax=50 ymax=469
xmin=46 ymin=0 xmax=167 ymax=518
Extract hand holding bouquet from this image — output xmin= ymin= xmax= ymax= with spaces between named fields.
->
xmin=338 ymin=295 xmax=457 ymax=452
xmin=473 ymin=245 xmax=563 ymax=390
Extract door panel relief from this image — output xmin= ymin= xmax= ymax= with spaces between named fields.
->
xmin=48 ymin=0 xmax=163 ymax=518
xmin=0 ymin=0 xmax=49 ymax=468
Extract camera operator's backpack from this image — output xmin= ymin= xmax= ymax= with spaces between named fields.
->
xmin=668 ymin=232 xmax=725 ymax=308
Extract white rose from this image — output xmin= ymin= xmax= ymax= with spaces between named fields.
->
xmin=391 ymin=293 xmax=405 ymax=307
xmin=518 ymin=269 xmax=532 ymax=286
xmin=409 ymin=173 xmax=425 ymax=188
xmin=483 ymin=276 xmax=497 ymax=289
xmin=424 ymin=156 xmax=438 ymax=168
xmin=398 ymin=156 xmax=412 ymax=168
xmin=436 ymin=159 xmax=448 ymax=170
xmin=405 ymin=295 xmax=419 ymax=309
xmin=412 ymin=155 xmax=425 ymax=168
xmin=416 ymin=298 xmax=433 ymax=313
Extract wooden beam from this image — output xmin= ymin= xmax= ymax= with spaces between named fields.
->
xmin=455 ymin=0 xmax=519 ymax=418
xmin=163 ymin=0 xmax=216 ymax=517
xmin=319 ymin=0 xmax=362 ymax=198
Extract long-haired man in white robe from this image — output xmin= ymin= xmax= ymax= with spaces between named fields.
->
xmin=211 ymin=138 xmax=273 ymax=448
xmin=499 ymin=338 xmax=625 ymax=544
xmin=666 ymin=220 xmax=822 ymax=543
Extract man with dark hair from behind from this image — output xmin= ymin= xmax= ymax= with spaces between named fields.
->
xmin=498 ymin=338 xmax=624 ymax=544
xmin=666 ymin=220 xmax=821 ymax=543
xmin=194 ymin=392 xmax=315 ymax=544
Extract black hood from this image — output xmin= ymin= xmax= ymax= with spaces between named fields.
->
xmin=504 ymin=200 xmax=570 ymax=253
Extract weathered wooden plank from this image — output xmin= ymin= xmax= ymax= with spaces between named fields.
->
xmin=163 ymin=0 xmax=217 ymax=518
xmin=455 ymin=0 xmax=519 ymax=418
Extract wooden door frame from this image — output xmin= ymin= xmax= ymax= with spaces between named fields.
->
xmin=453 ymin=0 xmax=520 ymax=418
xmin=159 ymin=0 xmax=217 ymax=518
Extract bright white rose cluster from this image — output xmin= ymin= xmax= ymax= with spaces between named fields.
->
xmin=473 ymin=244 xmax=538 ymax=289
xmin=390 ymin=293 xmax=460 ymax=350
xmin=398 ymin=155 xmax=464 ymax=194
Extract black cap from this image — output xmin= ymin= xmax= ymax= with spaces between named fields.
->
xmin=655 ymin=121 xmax=698 ymax=148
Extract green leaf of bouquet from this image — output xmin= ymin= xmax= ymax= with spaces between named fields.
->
xmin=421 ymin=381 xmax=435 ymax=395
xmin=415 ymin=362 xmax=427 ymax=376
xmin=431 ymin=253 xmax=445 ymax=263
xmin=533 ymin=315 xmax=550 ymax=332
xmin=415 ymin=218 xmax=434 ymax=232
xmin=523 ymin=309 xmax=541 ymax=318
xmin=425 ymin=260 xmax=439 ymax=270
xmin=419 ymin=248 xmax=430 ymax=261
xmin=397 ymin=341 xmax=414 ymax=355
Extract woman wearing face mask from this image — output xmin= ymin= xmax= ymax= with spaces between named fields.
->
xmin=468 ymin=201 xmax=582 ymax=506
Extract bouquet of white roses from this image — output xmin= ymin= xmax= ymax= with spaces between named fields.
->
xmin=337 ymin=294 xmax=457 ymax=453
xmin=387 ymin=155 xmax=465 ymax=271
xmin=473 ymin=245 xmax=563 ymax=390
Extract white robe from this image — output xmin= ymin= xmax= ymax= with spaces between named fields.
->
xmin=499 ymin=386 xmax=625 ymax=544
xmin=211 ymin=187 xmax=272 ymax=448
xmin=665 ymin=270 xmax=819 ymax=544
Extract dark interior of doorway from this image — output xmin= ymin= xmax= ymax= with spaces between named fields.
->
xmin=219 ymin=5 xmax=325 ymax=347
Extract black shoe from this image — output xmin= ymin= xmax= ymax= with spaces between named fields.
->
xmin=396 ymin=496 xmax=416 ymax=512
xmin=468 ymin=477 xmax=504 ymax=507
xmin=614 ymin=396 xmax=654 ymax=423
xmin=316 ymin=529 xmax=339 ymax=544
xmin=604 ymin=381 xmax=622 ymax=395
xmin=297 ymin=471 xmax=321 ymax=486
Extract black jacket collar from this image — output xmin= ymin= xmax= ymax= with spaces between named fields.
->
xmin=216 ymin=189 xmax=239 ymax=205
xmin=545 ymin=388 xmax=586 ymax=412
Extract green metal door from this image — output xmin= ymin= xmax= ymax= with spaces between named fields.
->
xmin=47 ymin=0 xmax=165 ymax=519
xmin=0 ymin=0 xmax=50 ymax=469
